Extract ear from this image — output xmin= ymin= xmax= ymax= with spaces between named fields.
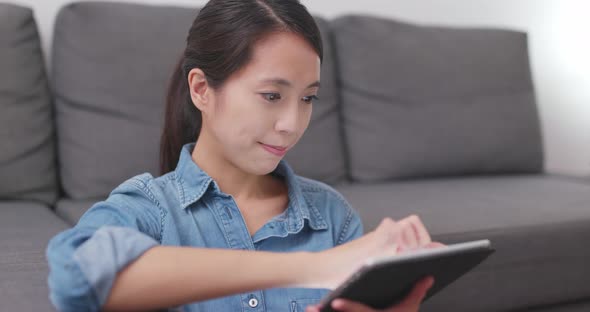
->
xmin=188 ymin=68 xmax=211 ymax=112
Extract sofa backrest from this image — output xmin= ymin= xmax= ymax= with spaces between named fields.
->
xmin=0 ymin=3 xmax=58 ymax=205
xmin=331 ymin=15 xmax=544 ymax=182
xmin=3 ymin=2 xmax=544 ymax=203
xmin=51 ymin=2 xmax=347 ymax=200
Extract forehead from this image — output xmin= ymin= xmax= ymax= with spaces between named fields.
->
xmin=238 ymin=31 xmax=321 ymax=85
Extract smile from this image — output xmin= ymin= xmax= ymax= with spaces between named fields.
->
xmin=259 ymin=142 xmax=288 ymax=156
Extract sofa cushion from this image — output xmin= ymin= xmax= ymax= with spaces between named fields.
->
xmin=336 ymin=175 xmax=590 ymax=311
xmin=331 ymin=15 xmax=543 ymax=182
xmin=52 ymin=2 xmax=196 ymax=199
xmin=0 ymin=201 xmax=69 ymax=311
xmin=283 ymin=17 xmax=347 ymax=185
xmin=0 ymin=3 xmax=58 ymax=204
xmin=52 ymin=2 xmax=346 ymax=200
xmin=55 ymin=198 xmax=102 ymax=226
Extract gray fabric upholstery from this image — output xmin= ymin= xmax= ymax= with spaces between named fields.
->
xmin=283 ymin=17 xmax=348 ymax=185
xmin=52 ymin=2 xmax=196 ymax=199
xmin=331 ymin=15 xmax=543 ymax=182
xmin=336 ymin=175 xmax=590 ymax=311
xmin=0 ymin=3 xmax=57 ymax=204
xmin=523 ymin=300 xmax=590 ymax=312
xmin=52 ymin=2 xmax=346 ymax=200
xmin=0 ymin=201 xmax=68 ymax=311
xmin=55 ymin=198 xmax=103 ymax=226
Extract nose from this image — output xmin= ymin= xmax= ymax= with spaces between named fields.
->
xmin=274 ymin=100 xmax=299 ymax=135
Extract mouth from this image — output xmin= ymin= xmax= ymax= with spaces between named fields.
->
xmin=259 ymin=142 xmax=289 ymax=156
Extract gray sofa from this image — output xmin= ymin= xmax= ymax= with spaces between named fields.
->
xmin=1 ymin=2 xmax=589 ymax=311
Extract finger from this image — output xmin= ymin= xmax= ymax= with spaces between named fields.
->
xmin=397 ymin=217 xmax=420 ymax=250
xmin=407 ymin=215 xmax=432 ymax=247
xmin=425 ymin=242 xmax=446 ymax=249
xmin=398 ymin=218 xmax=419 ymax=250
xmin=376 ymin=242 xmax=400 ymax=260
xmin=393 ymin=276 xmax=434 ymax=308
xmin=389 ymin=243 xmax=401 ymax=258
xmin=378 ymin=217 xmax=397 ymax=229
xmin=331 ymin=299 xmax=374 ymax=312
xmin=392 ymin=217 xmax=417 ymax=251
xmin=378 ymin=217 xmax=403 ymax=249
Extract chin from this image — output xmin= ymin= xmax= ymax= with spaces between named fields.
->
xmin=248 ymin=158 xmax=282 ymax=175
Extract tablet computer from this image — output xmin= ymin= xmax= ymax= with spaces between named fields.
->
xmin=318 ymin=239 xmax=494 ymax=312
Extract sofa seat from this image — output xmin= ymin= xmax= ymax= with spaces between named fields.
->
xmin=0 ymin=202 xmax=69 ymax=311
xmin=336 ymin=175 xmax=590 ymax=312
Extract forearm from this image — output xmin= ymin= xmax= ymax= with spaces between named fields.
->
xmin=103 ymin=246 xmax=317 ymax=311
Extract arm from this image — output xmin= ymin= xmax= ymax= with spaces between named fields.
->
xmin=47 ymin=176 xmax=434 ymax=312
xmin=94 ymin=217 xmax=437 ymax=312
xmin=46 ymin=175 xmax=326 ymax=312
xmin=102 ymin=190 xmax=365 ymax=311
xmin=103 ymin=247 xmax=317 ymax=311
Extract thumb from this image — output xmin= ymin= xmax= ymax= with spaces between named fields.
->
xmin=393 ymin=276 xmax=434 ymax=308
xmin=330 ymin=299 xmax=373 ymax=312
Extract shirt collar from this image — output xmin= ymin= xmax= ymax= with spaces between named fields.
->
xmin=173 ymin=143 xmax=327 ymax=232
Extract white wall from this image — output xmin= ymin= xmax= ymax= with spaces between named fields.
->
xmin=12 ymin=0 xmax=590 ymax=177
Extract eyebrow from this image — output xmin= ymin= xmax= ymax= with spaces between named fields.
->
xmin=261 ymin=78 xmax=321 ymax=89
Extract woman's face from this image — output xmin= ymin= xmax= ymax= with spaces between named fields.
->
xmin=201 ymin=31 xmax=321 ymax=175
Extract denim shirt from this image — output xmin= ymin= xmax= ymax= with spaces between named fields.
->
xmin=46 ymin=143 xmax=364 ymax=312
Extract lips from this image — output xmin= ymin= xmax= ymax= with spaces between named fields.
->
xmin=259 ymin=142 xmax=288 ymax=156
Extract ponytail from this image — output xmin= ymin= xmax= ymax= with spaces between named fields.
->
xmin=159 ymin=56 xmax=202 ymax=175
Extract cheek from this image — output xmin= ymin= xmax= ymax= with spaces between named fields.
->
xmin=298 ymin=105 xmax=313 ymax=134
xmin=218 ymin=103 xmax=268 ymax=144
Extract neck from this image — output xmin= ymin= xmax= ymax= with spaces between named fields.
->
xmin=191 ymin=131 xmax=281 ymax=202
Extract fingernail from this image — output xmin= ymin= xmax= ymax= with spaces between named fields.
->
xmin=427 ymin=277 xmax=435 ymax=288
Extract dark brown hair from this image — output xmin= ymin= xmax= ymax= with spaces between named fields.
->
xmin=159 ymin=0 xmax=323 ymax=174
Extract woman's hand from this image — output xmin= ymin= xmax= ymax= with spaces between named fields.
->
xmin=306 ymin=215 xmax=438 ymax=289
xmin=301 ymin=215 xmax=446 ymax=311
xmin=305 ymin=276 xmax=434 ymax=312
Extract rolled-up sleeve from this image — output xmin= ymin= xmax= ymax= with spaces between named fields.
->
xmin=46 ymin=174 xmax=164 ymax=312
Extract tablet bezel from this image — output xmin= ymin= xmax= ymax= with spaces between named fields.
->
xmin=318 ymin=239 xmax=494 ymax=311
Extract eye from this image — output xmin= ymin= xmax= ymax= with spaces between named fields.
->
xmin=261 ymin=93 xmax=281 ymax=102
xmin=302 ymin=95 xmax=319 ymax=104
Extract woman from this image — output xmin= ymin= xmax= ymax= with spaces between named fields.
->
xmin=46 ymin=1 xmax=439 ymax=311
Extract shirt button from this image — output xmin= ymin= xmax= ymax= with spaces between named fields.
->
xmin=248 ymin=297 xmax=259 ymax=308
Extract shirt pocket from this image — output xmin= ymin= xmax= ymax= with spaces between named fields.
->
xmin=290 ymin=298 xmax=321 ymax=312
